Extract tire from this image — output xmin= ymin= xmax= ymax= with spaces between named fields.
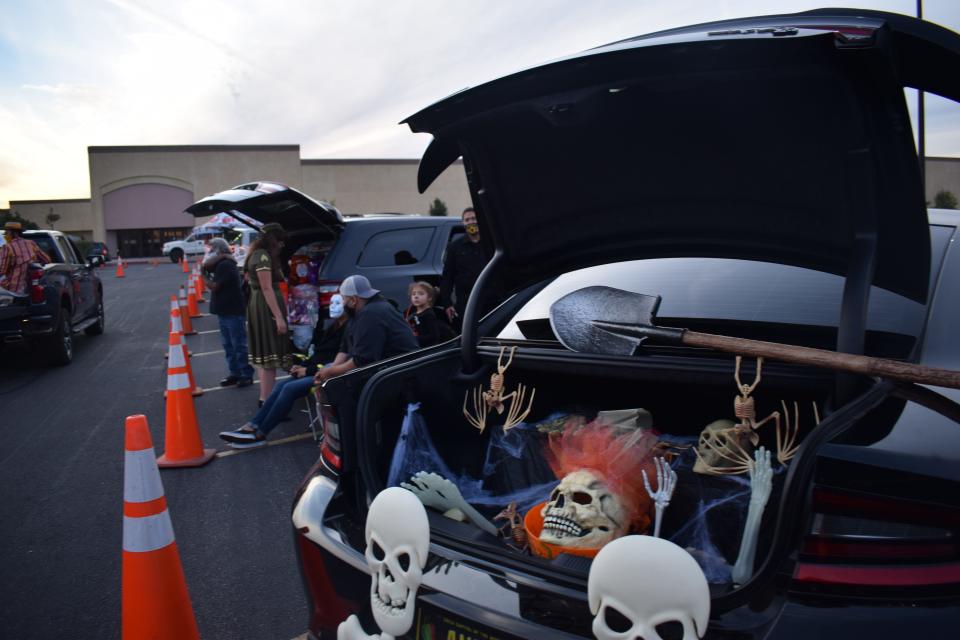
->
xmin=48 ymin=308 xmax=74 ymax=366
xmin=85 ymin=294 xmax=105 ymax=336
xmin=169 ymin=248 xmax=183 ymax=264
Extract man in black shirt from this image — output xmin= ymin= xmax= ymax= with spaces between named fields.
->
xmin=439 ymin=207 xmax=488 ymax=326
xmin=202 ymin=238 xmax=254 ymax=386
xmin=314 ymin=275 xmax=419 ymax=384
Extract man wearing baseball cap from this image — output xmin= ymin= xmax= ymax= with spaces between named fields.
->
xmin=314 ymin=274 xmax=419 ymax=384
xmin=0 ymin=221 xmax=50 ymax=294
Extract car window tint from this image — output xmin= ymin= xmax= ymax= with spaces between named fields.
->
xmin=499 ymin=225 xmax=953 ymax=341
xmin=357 ymin=228 xmax=434 ymax=267
xmin=29 ymin=235 xmax=57 ymax=260
xmin=55 ymin=236 xmax=81 ymax=264
xmin=67 ymin=239 xmax=86 ymax=264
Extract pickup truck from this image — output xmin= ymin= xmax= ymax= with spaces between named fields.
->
xmin=0 ymin=230 xmax=105 ymax=365
xmin=162 ymin=227 xmax=259 ymax=263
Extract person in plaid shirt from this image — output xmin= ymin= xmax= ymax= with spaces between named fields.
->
xmin=0 ymin=221 xmax=50 ymax=294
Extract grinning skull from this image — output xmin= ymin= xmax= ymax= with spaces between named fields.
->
xmin=693 ymin=419 xmax=754 ymax=475
xmin=540 ymin=470 xmax=626 ymax=548
xmin=588 ymin=535 xmax=710 ymax=640
xmin=364 ymin=487 xmax=430 ymax=638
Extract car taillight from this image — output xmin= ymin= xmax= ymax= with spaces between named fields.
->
xmin=320 ymin=400 xmax=342 ymax=472
xmin=29 ymin=266 xmax=45 ymax=304
xmin=316 ymin=280 xmax=341 ymax=308
xmin=794 ymin=486 xmax=960 ymax=590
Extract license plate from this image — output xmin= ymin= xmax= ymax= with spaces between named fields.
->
xmin=414 ymin=601 xmax=523 ymax=640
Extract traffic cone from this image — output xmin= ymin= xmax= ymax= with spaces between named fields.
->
xmin=165 ymin=311 xmax=203 ymax=398
xmin=122 ymin=414 xmax=201 ymax=639
xmin=116 ymin=256 xmax=125 ymax=278
xmin=157 ymin=339 xmax=215 ymax=468
xmin=165 ymin=297 xmax=193 ymax=358
xmin=178 ymin=286 xmax=196 ymax=336
xmin=181 ymin=256 xmax=189 ymax=273
xmin=193 ymin=274 xmax=206 ymax=303
xmin=187 ymin=282 xmax=201 ymax=318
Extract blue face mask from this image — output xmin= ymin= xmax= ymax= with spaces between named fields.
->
xmin=329 ymin=294 xmax=344 ymax=319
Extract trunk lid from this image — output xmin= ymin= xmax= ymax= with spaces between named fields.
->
xmin=404 ymin=10 xmax=960 ymax=305
xmin=185 ymin=181 xmax=345 ymax=236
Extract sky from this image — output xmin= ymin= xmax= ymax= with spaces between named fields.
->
xmin=1 ymin=0 xmax=959 ymax=208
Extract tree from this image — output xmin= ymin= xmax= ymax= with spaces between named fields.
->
xmin=45 ymin=208 xmax=61 ymax=229
xmin=0 ymin=209 xmax=39 ymax=230
xmin=428 ymin=197 xmax=448 ymax=217
xmin=934 ymin=189 xmax=958 ymax=210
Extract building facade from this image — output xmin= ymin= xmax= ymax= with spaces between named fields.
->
xmin=9 ymin=145 xmax=470 ymax=257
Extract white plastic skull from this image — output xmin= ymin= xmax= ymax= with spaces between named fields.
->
xmin=364 ymin=487 xmax=430 ymax=638
xmin=540 ymin=470 xmax=626 ymax=549
xmin=588 ymin=535 xmax=710 ymax=640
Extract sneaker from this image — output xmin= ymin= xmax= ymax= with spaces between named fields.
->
xmin=236 ymin=377 xmax=254 ymax=387
xmin=219 ymin=376 xmax=239 ymax=387
xmin=227 ymin=439 xmax=268 ymax=450
xmin=218 ymin=427 xmax=264 ymax=444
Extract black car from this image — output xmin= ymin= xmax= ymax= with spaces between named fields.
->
xmin=85 ymin=241 xmax=111 ymax=263
xmin=293 ymin=9 xmax=960 ymax=640
xmin=186 ymin=182 xmax=465 ymax=312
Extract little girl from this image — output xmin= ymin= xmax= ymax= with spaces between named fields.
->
xmin=404 ymin=281 xmax=442 ymax=348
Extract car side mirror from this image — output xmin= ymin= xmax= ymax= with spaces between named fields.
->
xmin=88 ymin=255 xmax=104 ymax=267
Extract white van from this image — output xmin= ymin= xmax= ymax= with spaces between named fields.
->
xmin=162 ymin=227 xmax=258 ymax=264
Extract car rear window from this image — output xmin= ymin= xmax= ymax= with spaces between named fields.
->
xmin=499 ymin=225 xmax=954 ymax=346
xmin=26 ymin=235 xmax=57 ymax=260
xmin=357 ymin=227 xmax=435 ymax=267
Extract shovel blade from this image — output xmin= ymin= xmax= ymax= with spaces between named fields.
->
xmin=549 ymin=286 xmax=662 ymax=356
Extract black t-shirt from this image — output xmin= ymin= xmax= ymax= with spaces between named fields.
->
xmin=350 ymin=295 xmax=419 ymax=366
xmin=208 ymin=258 xmax=245 ymax=316
xmin=439 ymin=235 xmax=487 ymax=313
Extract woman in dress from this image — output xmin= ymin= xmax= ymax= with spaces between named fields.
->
xmin=244 ymin=223 xmax=292 ymax=404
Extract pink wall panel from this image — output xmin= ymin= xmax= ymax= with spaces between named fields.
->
xmin=103 ymin=183 xmax=195 ymax=230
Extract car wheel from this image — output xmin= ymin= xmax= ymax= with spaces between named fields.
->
xmin=85 ymin=296 xmax=105 ymax=335
xmin=169 ymin=249 xmax=183 ymax=264
xmin=48 ymin=309 xmax=73 ymax=366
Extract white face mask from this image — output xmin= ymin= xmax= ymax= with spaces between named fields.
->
xmin=329 ymin=294 xmax=344 ymax=319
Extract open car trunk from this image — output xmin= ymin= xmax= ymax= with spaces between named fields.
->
xmin=355 ymin=341 xmax=847 ymax=601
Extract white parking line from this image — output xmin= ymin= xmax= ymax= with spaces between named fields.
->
xmin=191 ymin=349 xmax=225 ymax=358
xmin=215 ymin=432 xmax=315 ymax=458
xmin=199 ymin=374 xmax=291 ymax=394
xmin=196 ymin=329 xmax=220 ymax=335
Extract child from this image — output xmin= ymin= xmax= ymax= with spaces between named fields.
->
xmin=404 ymin=281 xmax=451 ymax=348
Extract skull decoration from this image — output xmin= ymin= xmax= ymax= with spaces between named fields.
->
xmin=363 ymin=487 xmax=430 ymax=638
xmin=692 ymin=419 xmax=755 ymax=475
xmin=588 ymin=535 xmax=710 ymax=640
xmin=540 ymin=470 xmax=627 ymax=549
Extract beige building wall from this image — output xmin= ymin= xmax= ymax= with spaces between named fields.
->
xmin=88 ymin=145 xmax=304 ymax=241
xmin=8 ymin=198 xmax=94 ymax=240
xmin=300 ymin=159 xmax=470 ymax=216
xmin=926 ymin=157 xmax=960 ymax=204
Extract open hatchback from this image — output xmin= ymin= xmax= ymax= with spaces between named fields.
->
xmin=293 ymin=9 xmax=960 ymax=640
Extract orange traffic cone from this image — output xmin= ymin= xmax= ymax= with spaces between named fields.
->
xmin=165 ymin=297 xmax=193 ymax=358
xmin=181 ymin=256 xmax=189 ymax=273
xmin=193 ymin=275 xmax=206 ymax=303
xmin=122 ymin=414 xmax=201 ymax=639
xmin=187 ymin=282 xmax=201 ymax=318
xmin=157 ymin=339 xmax=215 ymax=468
xmin=178 ymin=286 xmax=196 ymax=336
xmin=165 ymin=311 xmax=203 ymax=398
xmin=116 ymin=256 xmax=126 ymax=278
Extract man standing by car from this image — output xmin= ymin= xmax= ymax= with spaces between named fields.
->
xmin=314 ymin=275 xmax=418 ymax=384
xmin=202 ymin=238 xmax=254 ymax=387
xmin=439 ymin=207 xmax=488 ymax=328
xmin=0 ymin=221 xmax=50 ymax=294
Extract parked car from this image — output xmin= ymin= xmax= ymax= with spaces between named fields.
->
xmin=292 ymin=9 xmax=960 ymax=640
xmin=0 ymin=229 xmax=105 ymax=364
xmin=185 ymin=182 xmax=465 ymax=311
xmin=85 ymin=241 xmax=110 ymax=263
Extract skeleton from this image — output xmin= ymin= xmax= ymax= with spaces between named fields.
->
xmin=642 ymin=457 xmax=678 ymax=539
xmin=463 ymin=346 xmax=536 ymax=433
xmin=494 ymin=501 xmax=528 ymax=551
xmin=337 ymin=487 xmax=429 ymax=640
xmin=540 ymin=470 xmax=627 ymax=549
xmin=731 ymin=447 xmax=772 ymax=585
xmin=588 ymin=535 xmax=711 ymax=640
xmin=401 ymin=471 xmax=499 ymax=537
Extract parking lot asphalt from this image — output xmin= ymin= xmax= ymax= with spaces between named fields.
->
xmin=0 ymin=262 xmax=318 ymax=639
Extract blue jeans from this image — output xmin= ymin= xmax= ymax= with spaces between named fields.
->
xmin=218 ymin=314 xmax=255 ymax=379
xmin=251 ymin=375 xmax=315 ymax=436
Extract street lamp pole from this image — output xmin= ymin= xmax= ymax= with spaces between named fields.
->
xmin=917 ymin=1 xmax=926 ymax=191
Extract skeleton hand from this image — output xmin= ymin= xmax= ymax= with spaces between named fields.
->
xmin=642 ymin=456 xmax=677 ymax=538
xmin=337 ymin=614 xmax=384 ymax=640
xmin=401 ymin=471 xmax=499 ymax=537
xmin=748 ymin=447 xmax=772 ymax=508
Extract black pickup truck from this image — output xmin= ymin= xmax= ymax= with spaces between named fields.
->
xmin=0 ymin=230 xmax=105 ymax=365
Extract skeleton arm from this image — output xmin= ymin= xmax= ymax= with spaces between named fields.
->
xmin=642 ymin=456 xmax=678 ymax=538
xmin=338 ymin=615 xmax=392 ymax=640
xmin=731 ymin=447 xmax=772 ymax=585
xmin=401 ymin=471 xmax=500 ymax=537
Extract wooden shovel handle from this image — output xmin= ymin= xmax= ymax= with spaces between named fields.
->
xmin=682 ymin=330 xmax=960 ymax=390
